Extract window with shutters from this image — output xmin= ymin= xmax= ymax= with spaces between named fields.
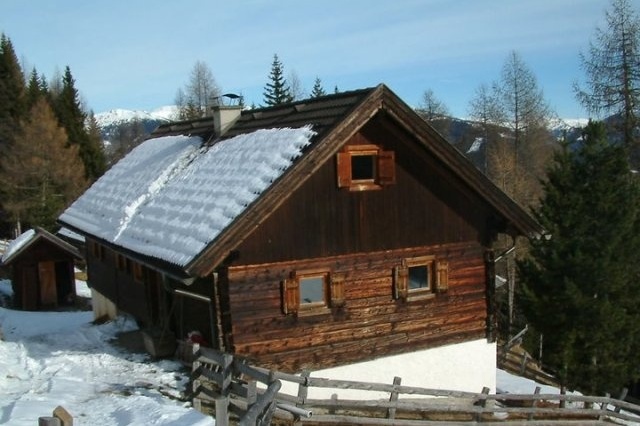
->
xmin=337 ymin=144 xmax=395 ymax=191
xmin=394 ymin=256 xmax=449 ymax=301
xmin=283 ymin=270 xmax=345 ymax=315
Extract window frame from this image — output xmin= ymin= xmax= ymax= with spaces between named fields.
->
xmin=299 ymin=271 xmax=329 ymax=309
xmin=394 ymin=256 xmax=449 ymax=301
xmin=337 ymin=144 xmax=396 ymax=191
xmin=283 ymin=269 xmax=345 ymax=316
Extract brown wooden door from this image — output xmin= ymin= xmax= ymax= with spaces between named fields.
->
xmin=38 ymin=261 xmax=57 ymax=307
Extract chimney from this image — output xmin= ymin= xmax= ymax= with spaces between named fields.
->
xmin=211 ymin=94 xmax=242 ymax=136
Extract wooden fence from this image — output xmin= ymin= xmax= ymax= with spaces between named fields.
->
xmin=189 ymin=345 xmax=640 ymax=425
xmin=497 ymin=345 xmax=558 ymax=388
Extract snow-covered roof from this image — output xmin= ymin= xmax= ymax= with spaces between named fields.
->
xmin=1 ymin=229 xmax=36 ymax=264
xmin=1 ymin=228 xmax=81 ymax=265
xmin=58 ymin=227 xmax=86 ymax=243
xmin=60 ymin=126 xmax=315 ymax=267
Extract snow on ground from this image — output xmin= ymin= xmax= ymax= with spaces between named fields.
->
xmin=0 ymin=275 xmax=588 ymax=425
xmin=0 ymin=279 xmax=214 ymax=426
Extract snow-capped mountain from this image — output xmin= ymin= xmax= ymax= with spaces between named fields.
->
xmin=95 ymin=106 xmax=177 ymax=127
xmin=95 ymin=106 xmax=177 ymax=142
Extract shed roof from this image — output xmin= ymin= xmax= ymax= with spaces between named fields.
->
xmin=1 ymin=227 xmax=81 ymax=266
xmin=59 ymin=84 xmax=542 ymax=278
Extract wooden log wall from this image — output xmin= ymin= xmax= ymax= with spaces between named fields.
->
xmin=226 ymin=241 xmax=488 ymax=372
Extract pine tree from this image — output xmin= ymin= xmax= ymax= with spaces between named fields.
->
xmin=53 ymin=66 xmax=106 ymax=180
xmin=575 ymin=0 xmax=640 ymax=155
xmin=25 ymin=67 xmax=49 ymax=109
xmin=0 ymin=34 xmax=26 ymax=148
xmin=517 ymin=121 xmax=640 ymax=395
xmin=263 ymin=54 xmax=293 ymax=106
xmin=0 ymin=98 xmax=87 ymax=231
xmin=310 ymin=77 xmax=326 ymax=98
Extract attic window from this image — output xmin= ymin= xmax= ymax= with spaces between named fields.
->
xmin=394 ymin=256 xmax=449 ymax=301
xmin=337 ymin=144 xmax=395 ymax=191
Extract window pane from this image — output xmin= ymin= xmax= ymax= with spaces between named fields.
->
xmin=408 ymin=265 xmax=429 ymax=290
xmin=300 ymin=276 xmax=325 ymax=304
xmin=351 ymin=154 xmax=375 ymax=180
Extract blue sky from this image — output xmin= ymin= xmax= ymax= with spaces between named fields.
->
xmin=1 ymin=1 xmax=623 ymax=118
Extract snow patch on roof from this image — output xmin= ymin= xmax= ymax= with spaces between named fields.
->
xmin=60 ymin=126 xmax=314 ymax=268
xmin=1 ymin=229 xmax=36 ymax=263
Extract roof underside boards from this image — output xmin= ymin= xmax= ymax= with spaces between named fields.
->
xmin=59 ymin=127 xmax=314 ymax=267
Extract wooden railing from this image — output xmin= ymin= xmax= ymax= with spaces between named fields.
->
xmin=498 ymin=345 xmax=558 ymax=387
xmin=189 ymin=345 xmax=640 ymax=425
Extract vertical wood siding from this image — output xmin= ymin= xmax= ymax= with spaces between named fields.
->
xmin=233 ymin=115 xmax=495 ymax=266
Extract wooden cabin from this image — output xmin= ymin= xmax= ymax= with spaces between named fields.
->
xmin=59 ymin=85 xmax=541 ymax=392
xmin=1 ymin=227 xmax=81 ymax=310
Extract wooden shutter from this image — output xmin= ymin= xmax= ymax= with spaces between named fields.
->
xmin=394 ymin=262 xmax=409 ymax=300
xmin=377 ymin=150 xmax=396 ymax=185
xmin=330 ymin=273 xmax=345 ymax=307
xmin=283 ymin=275 xmax=300 ymax=315
xmin=336 ymin=152 xmax=352 ymax=188
xmin=436 ymin=260 xmax=449 ymax=293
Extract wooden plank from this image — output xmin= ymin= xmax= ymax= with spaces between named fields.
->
xmin=386 ymin=376 xmax=401 ymax=419
xmin=39 ymin=261 xmax=57 ymax=306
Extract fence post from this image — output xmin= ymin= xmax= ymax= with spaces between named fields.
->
xmin=52 ymin=406 xmax=72 ymax=426
xmin=599 ymin=393 xmax=611 ymax=420
xmin=387 ymin=376 xmax=402 ymax=419
xmin=528 ymin=386 xmax=541 ymax=421
xmin=297 ymin=370 xmax=310 ymax=406
xmin=247 ymin=379 xmax=258 ymax=408
xmin=519 ymin=352 xmax=529 ymax=376
xmin=615 ymin=388 xmax=628 ymax=413
xmin=475 ymin=387 xmax=490 ymax=422
xmin=329 ymin=393 xmax=338 ymax=415
xmin=191 ymin=345 xmax=203 ymax=413
xmin=215 ymin=396 xmax=229 ymax=426
xmin=220 ymin=353 xmax=234 ymax=394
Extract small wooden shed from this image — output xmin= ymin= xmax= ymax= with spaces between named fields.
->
xmin=1 ymin=227 xmax=81 ymax=310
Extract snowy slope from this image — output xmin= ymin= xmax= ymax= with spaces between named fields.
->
xmin=0 ymin=280 xmax=214 ymax=426
xmin=0 ymin=276 xmax=585 ymax=426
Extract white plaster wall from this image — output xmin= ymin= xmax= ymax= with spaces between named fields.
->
xmin=278 ymin=339 xmax=496 ymax=400
xmin=90 ymin=288 xmax=118 ymax=321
